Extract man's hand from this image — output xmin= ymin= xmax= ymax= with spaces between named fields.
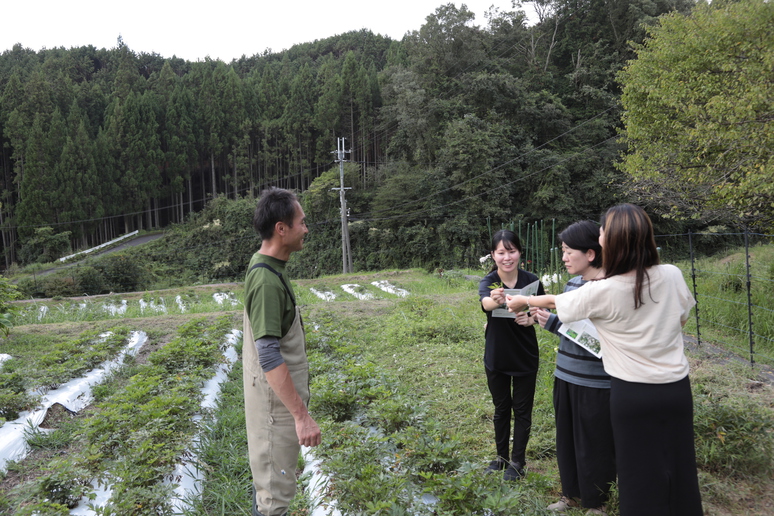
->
xmin=295 ymin=413 xmax=321 ymax=447
xmin=264 ymin=362 xmax=322 ymax=447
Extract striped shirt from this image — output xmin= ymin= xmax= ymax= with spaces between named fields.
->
xmin=544 ymin=276 xmax=611 ymax=389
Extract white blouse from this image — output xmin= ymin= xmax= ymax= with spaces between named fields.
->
xmin=555 ymin=264 xmax=696 ymax=384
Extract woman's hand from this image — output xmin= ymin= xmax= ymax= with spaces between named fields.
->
xmin=534 ymin=307 xmax=550 ymax=329
xmin=506 ymin=294 xmax=528 ymax=312
xmin=514 ymin=310 xmax=534 ymax=326
xmin=489 ymin=287 xmax=505 ymax=305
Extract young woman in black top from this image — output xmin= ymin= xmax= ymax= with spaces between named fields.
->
xmin=478 ymin=230 xmax=545 ymax=480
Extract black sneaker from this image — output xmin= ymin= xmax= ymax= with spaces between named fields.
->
xmin=503 ymin=461 xmax=525 ymax=481
xmin=485 ymin=458 xmax=507 ymax=473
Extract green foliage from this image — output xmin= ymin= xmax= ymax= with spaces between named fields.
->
xmin=13 ymin=501 xmax=71 ymax=516
xmin=0 ymin=373 xmax=37 ymax=421
xmin=1 ymin=268 xmax=773 ymax=514
xmin=40 ymin=275 xmax=79 ymax=298
xmin=0 ymin=276 xmax=21 ymax=336
xmin=93 ymin=253 xmax=145 ymax=293
xmin=18 ymin=227 xmax=72 ymax=265
xmin=15 ymin=276 xmax=45 ymax=299
xmin=618 ymin=0 xmax=774 ymax=231
xmin=36 ymin=460 xmax=92 ymax=509
xmin=80 ymin=318 xmax=228 ymax=501
xmin=133 ymin=196 xmax=259 ymax=284
xmin=694 ymin=395 xmax=774 ymax=477
xmin=0 ymin=1 xmax=645 ymax=275
xmin=676 ymin=243 xmax=774 ymax=366
xmin=73 ymin=266 xmax=106 ymax=295
xmin=25 ymin=417 xmax=79 ymax=450
xmin=0 ymin=329 xmax=131 ymax=411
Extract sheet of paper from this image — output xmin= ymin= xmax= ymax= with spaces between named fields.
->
xmin=491 ymin=280 xmax=540 ymax=319
xmin=558 ymin=318 xmax=602 ymax=357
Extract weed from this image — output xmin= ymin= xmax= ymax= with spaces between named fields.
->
xmin=24 ymin=419 xmax=79 ymax=450
xmin=694 ymin=395 xmax=774 ymax=477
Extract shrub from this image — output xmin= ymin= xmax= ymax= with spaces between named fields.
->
xmin=17 ymin=227 xmax=72 ymax=266
xmin=0 ymin=365 xmax=37 ymax=420
xmin=14 ymin=501 xmax=70 ymax=516
xmin=94 ymin=254 xmax=145 ymax=293
xmin=73 ymin=266 xmax=105 ymax=295
xmin=40 ymin=275 xmax=78 ymax=298
xmin=15 ymin=276 xmax=44 ymax=298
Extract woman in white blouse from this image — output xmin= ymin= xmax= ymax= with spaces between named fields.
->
xmin=506 ymin=204 xmax=702 ymax=516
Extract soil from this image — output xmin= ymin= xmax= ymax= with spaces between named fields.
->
xmin=39 ymin=402 xmax=77 ymax=429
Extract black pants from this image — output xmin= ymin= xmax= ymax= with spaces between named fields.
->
xmin=610 ymin=376 xmax=703 ymax=516
xmin=485 ymin=367 xmax=537 ymax=466
xmin=553 ymin=378 xmax=616 ymax=508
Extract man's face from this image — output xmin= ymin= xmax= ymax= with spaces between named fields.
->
xmin=286 ymin=202 xmax=308 ymax=252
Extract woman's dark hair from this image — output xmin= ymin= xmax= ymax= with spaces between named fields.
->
xmin=253 ymin=187 xmax=299 ymax=240
xmin=558 ymin=220 xmax=602 ymax=269
xmin=489 ymin=230 xmax=523 ymax=272
xmin=490 ymin=230 xmax=523 ymax=254
xmin=601 ymin=204 xmax=660 ymax=309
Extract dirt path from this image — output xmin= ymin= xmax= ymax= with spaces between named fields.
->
xmin=684 ymin=333 xmax=774 ymax=384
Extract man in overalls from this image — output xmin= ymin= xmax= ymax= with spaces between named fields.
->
xmin=243 ymin=187 xmax=321 ymax=516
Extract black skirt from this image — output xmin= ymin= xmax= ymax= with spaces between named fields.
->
xmin=609 ymin=376 xmax=703 ymax=516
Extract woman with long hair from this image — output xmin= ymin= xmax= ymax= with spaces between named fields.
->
xmin=536 ymin=220 xmax=615 ymax=515
xmin=479 ymin=230 xmax=545 ymax=481
xmin=506 ymin=205 xmax=702 ymax=516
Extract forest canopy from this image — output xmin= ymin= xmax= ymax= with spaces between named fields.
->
xmin=3 ymin=0 xmax=762 ymax=276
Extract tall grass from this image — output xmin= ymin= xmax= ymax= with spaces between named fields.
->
xmin=677 ymin=243 xmax=774 ymax=367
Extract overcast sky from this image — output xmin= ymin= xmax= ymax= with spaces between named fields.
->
xmin=3 ymin=1 xmax=538 ymax=63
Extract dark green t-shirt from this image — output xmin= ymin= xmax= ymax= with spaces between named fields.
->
xmin=244 ymin=253 xmax=297 ymax=339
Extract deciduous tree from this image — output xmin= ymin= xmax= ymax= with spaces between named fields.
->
xmin=618 ymin=0 xmax=774 ymax=230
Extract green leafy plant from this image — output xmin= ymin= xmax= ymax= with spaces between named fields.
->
xmin=36 ymin=460 xmax=93 ymax=509
xmin=694 ymin=395 xmax=774 ymax=477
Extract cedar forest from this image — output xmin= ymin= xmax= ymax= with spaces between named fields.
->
xmin=0 ymin=0 xmax=771 ymax=276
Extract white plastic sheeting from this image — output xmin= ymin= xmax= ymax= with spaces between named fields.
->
xmin=310 ymin=288 xmax=337 ymax=301
xmin=102 ymin=300 xmax=128 ymax=317
xmin=340 ymin=284 xmax=374 ymax=301
xmin=0 ymin=331 xmax=147 ymax=473
xmin=168 ymin=332 xmax=240 ymax=513
xmin=371 ymin=280 xmax=409 ymax=298
xmin=71 ymin=332 xmax=242 ymax=515
xmin=302 ymin=448 xmax=342 ymax=516
xmin=139 ymin=298 xmax=167 ymax=314
xmin=213 ymin=292 xmax=240 ymax=307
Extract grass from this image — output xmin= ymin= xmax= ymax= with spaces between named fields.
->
xmin=677 ymin=242 xmax=774 ymax=367
xmin=1 ymin=269 xmax=773 ymax=515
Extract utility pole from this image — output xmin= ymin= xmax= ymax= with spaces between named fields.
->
xmin=332 ymin=137 xmax=353 ymax=273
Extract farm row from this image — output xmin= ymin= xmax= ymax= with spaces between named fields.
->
xmin=0 ymin=315 xmax=240 ymax=514
xmin=15 ymin=280 xmax=411 ymax=325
